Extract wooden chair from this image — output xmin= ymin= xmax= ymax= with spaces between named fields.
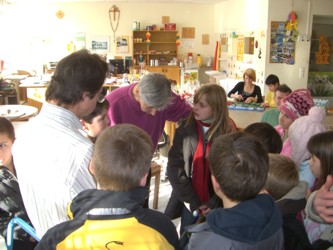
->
xmin=0 ymin=80 xmax=18 ymax=104
xmin=150 ymin=162 xmax=161 ymax=209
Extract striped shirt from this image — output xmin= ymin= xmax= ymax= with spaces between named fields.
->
xmin=12 ymin=103 xmax=96 ymax=238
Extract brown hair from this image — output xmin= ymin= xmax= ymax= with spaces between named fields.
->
xmin=243 ymin=68 xmax=256 ymax=82
xmin=265 ymin=154 xmax=299 ymax=200
xmin=81 ymin=100 xmax=109 ymax=123
xmin=208 ymin=132 xmax=268 ymax=202
xmin=307 ymin=131 xmax=333 ymax=189
xmin=186 ymin=84 xmax=235 ymax=142
xmin=244 ymin=122 xmax=282 ymax=153
xmin=46 ymin=49 xmax=108 ymax=106
xmin=93 ymin=124 xmax=153 ymax=191
xmin=0 ymin=117 xmax=15 ymax=142
xmin=275 ymin=84 xmax=292 ymax=94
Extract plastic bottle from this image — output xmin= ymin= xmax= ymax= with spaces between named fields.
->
xmin=207 ymin=57 xmax=211 ymax=67
xmin=197 ymin=54 xmax=202 ymax=67
xmin=133 ymin=20 xmax=137 ymax=31
xmin=188 ymin=52 xmax=193 ymax=64
xmin=123 ymin=73 xmax=129 ymax=84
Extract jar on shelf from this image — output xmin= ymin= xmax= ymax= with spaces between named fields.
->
xmin=197 ymin=54 xmax=202 ymax=67
xmin=133 ymin=20 xmax=137 ymax=30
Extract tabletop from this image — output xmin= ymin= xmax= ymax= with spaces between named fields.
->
xmin=0 ymin=105 xmax=38 ymax=121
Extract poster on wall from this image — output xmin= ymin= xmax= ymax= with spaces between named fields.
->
xmin=74 ymin=32 xmax=86 ymax=50
xmin=90 ymin=36 xmax=110 ymax=53
xmin=237 ymin=36 xmax=244 ymax=61
xmin=116 ymin=36 xmax=129 ymax=53
xmin=269 ymin=21 xmax=295 ymax=64
xmin=308 ymin=72 xmax=333 ymax=97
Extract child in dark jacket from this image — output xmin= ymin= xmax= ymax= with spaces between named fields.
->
xmin=0 ymin=117 xmax=37 ymax=250
xmin=187 ymin=132 xmax=283 ymax=250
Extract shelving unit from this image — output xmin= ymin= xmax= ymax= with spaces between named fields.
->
xmin=132 ymin=30 xmax=179 ymax=66
xmin=132 ymin=30 xmax=180 ymax=84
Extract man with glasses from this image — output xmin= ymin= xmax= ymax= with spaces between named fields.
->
xmin=12 ymin=50 xmax=108 ymax=238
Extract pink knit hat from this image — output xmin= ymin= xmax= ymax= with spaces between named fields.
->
xmin=279 ymin=89 xmax=314 ymax=121
xmin=288 ymin=107 xmax=327 ymax=164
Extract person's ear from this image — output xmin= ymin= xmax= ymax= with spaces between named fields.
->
xmin=89 ymin=159 xmax=95 ymax=176
xmin=80 ymin=119 xmax=88 ymax=130
xmin=211 ymin=175 xmax=221 ymax=194
xmin=82 ymin=92 xmax=91 ymax=102
xmin=133 ymin=86 xmax=140 ymax=101
xmin=139 ymin=172 xmax=148 ymax=187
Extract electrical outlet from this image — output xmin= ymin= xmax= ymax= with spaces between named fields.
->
xmin=297 ymin=34 xmax=310 ymax=42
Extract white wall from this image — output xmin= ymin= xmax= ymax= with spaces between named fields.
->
xmin=214 ymin=0 xmax=268 ymax=32
xmin=214 ymin=0 xmax=268 ymax=92
xmin=266 ymin=0 xmax=333 ymax=90
xmin=214 ymin=0 xmax=333 ymax=92
xmin=0 ymin=0 xmax=331 ymax=89
xmin=0 ymin=1 xmax=216 ymax=72
xmin=265 ymin=0 xmax=311 ymax=91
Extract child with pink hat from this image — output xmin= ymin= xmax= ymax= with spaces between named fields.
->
xmin=275 ymin=89 xmax=315 ymax=157
xmin=288 ymin=106 xmax=327 ymax=189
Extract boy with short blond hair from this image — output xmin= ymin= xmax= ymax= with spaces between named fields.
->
xmin=36 ymin=124 xmax=179 ymax=250
xmin=265 ymin=154 xmax=299 ymax=200
xmin=187 ymin=132 xmax=283 ymax=249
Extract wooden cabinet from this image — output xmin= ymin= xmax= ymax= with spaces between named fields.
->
xmin=147 ymin=66 xmax=180 ymax=84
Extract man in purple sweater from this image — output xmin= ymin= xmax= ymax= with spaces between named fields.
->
xmin=106 ymin=73 xmax=191 ymax=207
xmin=106 ymin=73 xmax=191 ymax=150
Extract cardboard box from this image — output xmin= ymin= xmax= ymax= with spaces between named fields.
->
xmin=165 ymin=23 xmax=176 ymax=31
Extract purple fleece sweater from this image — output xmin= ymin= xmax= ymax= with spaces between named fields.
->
xmin=106 ymin=83 xmax=191 ymax=149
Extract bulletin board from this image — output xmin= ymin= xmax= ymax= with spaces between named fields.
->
xmin=269 ymin=21 xmax=295 ymax=64
xmin=182 ymin=27 xmax=195 ymax=39
xmin=237 ymin=36 xmax=244 ymax=61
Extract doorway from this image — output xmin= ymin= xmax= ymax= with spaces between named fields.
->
xmin=307 ymin=15 xmax=333 ymax=105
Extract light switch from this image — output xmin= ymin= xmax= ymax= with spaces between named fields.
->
xmin=299 ymin=67 xmax=304 ymax=78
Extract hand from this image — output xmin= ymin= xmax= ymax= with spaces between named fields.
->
xmin=314 ymin=175 xmax=333 ymax=223
xmin=29 ymin=236 xmax=36 ymax=242
xmin=260 ymin=102 xmax=270 ymax=108
xmin=233 ymin=94 xmax=243 ymax=101
xmin=244 ymin=97 xmax=255 ymax=103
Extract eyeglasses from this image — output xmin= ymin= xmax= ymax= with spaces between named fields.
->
xmin=97 ymin=93 xmax=106 ymax=103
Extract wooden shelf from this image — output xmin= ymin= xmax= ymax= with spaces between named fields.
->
xmin=132 ymin=30 xmax=180 ymax=85
xmin=133 ymin=30 xmax=178 ymax=65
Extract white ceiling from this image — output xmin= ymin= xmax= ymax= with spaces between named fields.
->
xmin=7 ymin=0 xmax=227 ymax=4
xmin=106 ymin=0 xmax=226 ymax=3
